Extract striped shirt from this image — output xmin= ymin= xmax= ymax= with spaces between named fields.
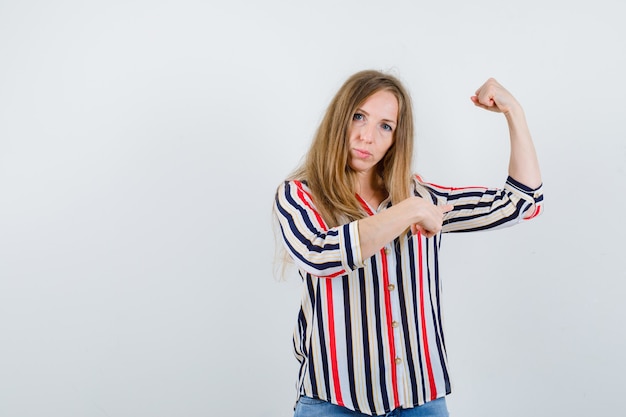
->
xmin=274 ymin=175 xmax=544 ymax=416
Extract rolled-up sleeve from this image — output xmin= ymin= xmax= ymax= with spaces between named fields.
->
xmin=505 ymin=176 xmax=544 ymax=221
xmin=274 ymin=181 xmax=365 ymax=277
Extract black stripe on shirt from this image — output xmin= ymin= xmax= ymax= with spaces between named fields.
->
xmin=395 ymin=236 xmax=420 ymax=402
xmin=428 ymin=236 xmax=451 ymax=394
xmin=408 ymin=235 xmax=427 ymax=401
xmin=359 ymin=267 xmax=376 ymax=413
xmin=343 ymin=224 xmax=356 ymax=270
xmin=342 ymin=276 xmax=360 ymax=412
xmin=371 ymin=256 xmax=391 ymax=412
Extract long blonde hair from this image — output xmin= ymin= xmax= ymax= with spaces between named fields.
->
xmin=290 ymin=69 xmax=415 ymax=227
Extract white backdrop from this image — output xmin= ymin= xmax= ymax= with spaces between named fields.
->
xmin=1 ymin=1 xmax=624 ymax=416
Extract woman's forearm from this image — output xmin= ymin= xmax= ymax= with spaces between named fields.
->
xmin=505 ymin=105 xmax=542 ymax=189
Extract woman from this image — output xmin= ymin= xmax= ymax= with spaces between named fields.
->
xmin=273 ymin=70 xmax=543 ymax=416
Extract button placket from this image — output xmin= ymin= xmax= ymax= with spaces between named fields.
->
xmin=385 ymin=243 xmax=400 ymax=335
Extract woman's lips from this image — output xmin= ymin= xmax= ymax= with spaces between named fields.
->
xmin=354 ymin=148 xmax=371 ymax=158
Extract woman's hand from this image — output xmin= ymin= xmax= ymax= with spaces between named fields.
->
xmin=406 ymin=197 xmax=453 ymax=238
xmin=470 ymin=78 xmax=521 ymax=115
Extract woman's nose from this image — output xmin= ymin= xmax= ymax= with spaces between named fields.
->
xmin=359 ymin=124 xmax=375 ymax=143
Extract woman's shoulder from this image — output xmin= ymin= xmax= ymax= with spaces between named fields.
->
xmin=275 ymin=179 xmax=313 ymax=201
xmin=412 ymin=173 xmax=458 ymax=193
xmin=410 ymin=173 xmax=451 ymax=203
xmin=278 ymin=178 xmax=310 ymax=190
xmin=411 ymin=173 xmax=436 ymax=192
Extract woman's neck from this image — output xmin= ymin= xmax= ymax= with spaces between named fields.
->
xmin=355 ymin=172 xmax=387 ymax=208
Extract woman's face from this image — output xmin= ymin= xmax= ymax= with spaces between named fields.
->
xmin=347 ymin=89 xmax=398 ymax=177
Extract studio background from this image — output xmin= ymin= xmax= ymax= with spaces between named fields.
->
xmin=1 ymin=1 xmax=624 ymax=416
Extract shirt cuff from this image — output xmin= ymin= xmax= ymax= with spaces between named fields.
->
xmin=505 ymin=176 xmax=544 ymax=220
xmin=341 ymin=221 xmax=365 ymax=271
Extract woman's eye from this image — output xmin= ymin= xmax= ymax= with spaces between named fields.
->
xmin=382 ymin=123 xmax=393 ymax=132
xmin=353 ymin=113 xmax=364 ymax=121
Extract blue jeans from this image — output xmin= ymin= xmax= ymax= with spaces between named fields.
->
xmin=294 ymin=396 xmax=449 ymax=417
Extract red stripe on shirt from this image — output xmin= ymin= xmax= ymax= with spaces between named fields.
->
xmin=294 ymin=181 xmax=327 ymax=230
xmin=415 ymin=174 xmax=487 ymax=191
xmin=524 ymin=204 xmax=542 ymax=220
xmin=325 ymin=282 xmax=344 ymax=406
xmin=323 ymin=270 xmax=347 ymax=279
xmin=417 ymin=233 xmax=438 ymax=400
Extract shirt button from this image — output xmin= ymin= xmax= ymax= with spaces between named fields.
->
xmin=395 ymin=357 xmax=402 ymax=364
xmin=392 ymin=321 xmax=399 ymax=328
xmin=387 ymin=284 xmax=395 ymax=291
xmin=384 ymin=247 xmax=391 ymax=255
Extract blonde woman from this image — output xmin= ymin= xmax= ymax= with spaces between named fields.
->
xmin=273 ymin=70 xmax=543 ymax=417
